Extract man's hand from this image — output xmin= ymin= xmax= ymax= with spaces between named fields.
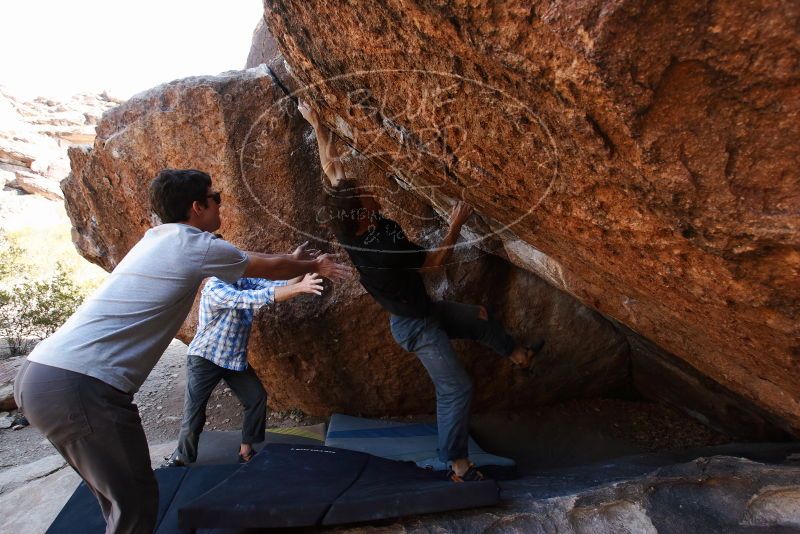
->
xmin=449 ymin=201 xmax=473 ymax=229
xmin=294 ymin=273 xmax=324 ymax=296
xmin=314 ymin=253 xmax=351 ymax=281
xmin=298 ymin=100 xmax=319 ymax=127
xmin=243 ymin=250 xmax=349 ymax=281
xmin=291 ymin=241 xmax=321 ymax=261
xmin=275 ymin=273 xmax=325 ymax=301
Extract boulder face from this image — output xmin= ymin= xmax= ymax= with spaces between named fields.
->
xmin=63 ymin=64 xmax=630 ymax=416
xmin=261 ymin=1 xmax=800 ymax=433
xmin=245 ymin=17 xmax=279 ymax=69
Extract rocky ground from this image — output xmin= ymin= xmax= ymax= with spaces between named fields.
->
xmin=0 ymin=339 xmax=326 ymax=470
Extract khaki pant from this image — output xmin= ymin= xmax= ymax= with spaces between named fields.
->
xmin=15 ymin=360 xmax=158 ymax=534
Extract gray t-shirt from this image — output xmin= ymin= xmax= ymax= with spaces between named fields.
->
xmin=28 ymin=223 xmax=248 ymax=393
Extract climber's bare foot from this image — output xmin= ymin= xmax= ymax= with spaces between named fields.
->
xmin=508 ymin=339 xmax=545 ymax=369
xmin=449 ymin=458 xmax=469 ymax=476
xmin=448 ymin=458 xmax=485 ymax=482
xmin=238 ymin=443 xmax=255 ymax=463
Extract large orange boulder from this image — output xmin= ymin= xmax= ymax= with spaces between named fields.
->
xmin=259 ymin=0 xmax=799 ymax=434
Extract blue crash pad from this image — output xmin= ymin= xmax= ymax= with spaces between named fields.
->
xmin=325 ymin=413 xmax=517 ymax=479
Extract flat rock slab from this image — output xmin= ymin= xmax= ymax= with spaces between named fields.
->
xmin=0 ymin=454 xmax=65 ymax=494
xmin=0 ymin=441 xmax=175 ymax=534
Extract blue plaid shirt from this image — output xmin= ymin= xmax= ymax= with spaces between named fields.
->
xmin=187 ymin=277 xmax=288 ymax=371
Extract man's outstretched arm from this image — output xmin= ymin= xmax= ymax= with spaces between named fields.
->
xmin=420 ymin=201 xmax=473 ymax=272
xmin=285 ymin=241 xmax=321 ymax=284
xmin=242 ymin=251 xmax=349 ymax=281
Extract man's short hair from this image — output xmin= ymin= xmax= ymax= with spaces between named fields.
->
xmin=149 ymin=169 xmax=212 ymax=223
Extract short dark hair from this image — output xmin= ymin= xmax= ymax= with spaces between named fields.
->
xmin=325 ymin=179 xmax=377 ymax=241
xmin=149 ymin=169 xmax=212 ymax=223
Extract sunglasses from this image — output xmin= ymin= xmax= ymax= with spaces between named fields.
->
xmin=206 ymin=192 xmax=222 ymax=205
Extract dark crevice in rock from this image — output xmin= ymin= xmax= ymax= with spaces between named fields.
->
xmin=626 ymin=325 xmax=792 ymax=441
xmin=585 ymin=112 xmax=616 ymax=157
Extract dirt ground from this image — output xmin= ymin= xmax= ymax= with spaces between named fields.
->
xmin=0 ymin=339 xmax=327 ymax=469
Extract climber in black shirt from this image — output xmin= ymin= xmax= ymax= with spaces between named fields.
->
xmin=299 ymin=101 xmax=542 ymax=482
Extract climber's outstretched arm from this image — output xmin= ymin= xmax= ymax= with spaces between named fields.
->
xmin=420 ymin=201 xmax=473 ymax=272
xmin=298 ymin=100 xmax=345 ymax=187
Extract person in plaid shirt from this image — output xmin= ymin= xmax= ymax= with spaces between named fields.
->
xmin=165 ymin=243 xmax=323 ymax=465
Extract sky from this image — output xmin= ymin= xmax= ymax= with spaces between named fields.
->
xmin=0 ymin=0 xmax=263 ymax=99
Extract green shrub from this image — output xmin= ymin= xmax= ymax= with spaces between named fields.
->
xmin=0 ymin=231 xmax=26 ymax=281
xmin=0 ymin=286 xmax=37 ymax=355
xmin=0 ymin=232 xmax=87 ymax=355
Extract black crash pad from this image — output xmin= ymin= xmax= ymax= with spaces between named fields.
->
xmin=155 ymin=465 xmax=242 ymax=533
xmin=180 ymin=444 xmax=499 ymax=530
xmin=47 ymin=426 xmax=326 ymax=533
xmin=47 ymin=465 xmax=239 ymax=534
xmin=192 ymin=426 xmax=325 ymax=465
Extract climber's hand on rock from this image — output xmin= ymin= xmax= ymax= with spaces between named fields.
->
xmin=298 ymin=100 xmax=319 ymax=127
xmin=449 ymin=201 xmax=473 ymax=228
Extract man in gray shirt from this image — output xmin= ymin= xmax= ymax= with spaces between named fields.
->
xmin=14 ymin=169 xmax=349 ymax=534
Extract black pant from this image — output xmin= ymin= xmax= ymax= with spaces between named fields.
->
xmin=15 ymin=360 xmax=158 ymax=534
xmin=172 ymin=354 xmax=267 ymax=463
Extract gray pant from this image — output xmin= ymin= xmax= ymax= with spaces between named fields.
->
xmin=14 ymin=360 xmax=158 ymax=534
xmin=389 ymin=301 xmax=516 ymax=462
xmin=172 ymin=354 xmax=267 ymax=464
